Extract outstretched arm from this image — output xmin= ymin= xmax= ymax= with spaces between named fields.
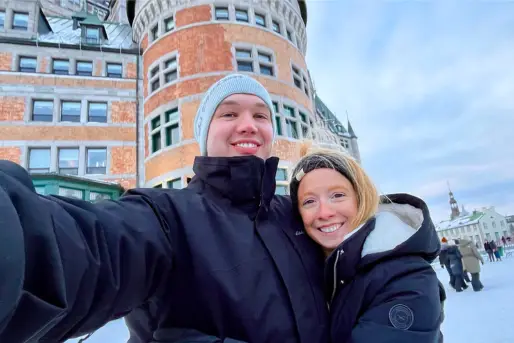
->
xmin=0 ymin=160 xmax=174 ymax=342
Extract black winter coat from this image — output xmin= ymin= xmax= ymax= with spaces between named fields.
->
xmin=447 ymin=245 xmax=464 ymax=275
xmin=0 ymin=156 xmax=328 ymax=343
xmin=324 ymin=194 xmax=444 ymax=343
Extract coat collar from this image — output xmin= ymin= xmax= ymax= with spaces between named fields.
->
xmin=187 ymin=155 xmax=279 ymax=214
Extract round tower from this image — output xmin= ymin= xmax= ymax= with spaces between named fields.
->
xmin=128 ymin=0 xmax=315 ymax=191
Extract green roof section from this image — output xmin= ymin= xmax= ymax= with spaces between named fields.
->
xmin=314 ymin=95 xmax=351 ymax=138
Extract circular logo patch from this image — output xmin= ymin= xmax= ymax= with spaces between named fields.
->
xmin=389 ymin=304 xmax=414 ymax=330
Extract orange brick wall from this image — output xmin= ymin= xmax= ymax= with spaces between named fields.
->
xmin=40 ymin=56 xmax=49 ymax=73
xmin=94 ymin=60 xmax=103 ymax=77
xmin=111 ymin=101 xmax=137 ymax=123
xmin=110 ymin=146 xmax=136 ymax=175
xmin=0 ymin=52 xmax=12 ymax=71
xmin=145 ymin=143 xmax=200 ymax=181
xmin=180 ymin=99 xmax=200 ymax=140
xmin=0 ymin=96 xmax=25 ymax=121
xmin=126 ymin=62 xmax=137 ymax=78
xmin=111 ymin=177 xmax=137 ymax=190
xmin=0 ymin=126 xmax=135 ymax=141
xmin=176 ymin=5 xmax=212 ymax=27
xmin=0 ymin=147 xmax=21 ymax=164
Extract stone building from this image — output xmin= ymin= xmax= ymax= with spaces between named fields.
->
xmin=0 ymin=0 xmax=360 ymax=198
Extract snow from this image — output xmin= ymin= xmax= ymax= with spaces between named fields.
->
xmin=68 ymin=253 xmax=514 ymax=343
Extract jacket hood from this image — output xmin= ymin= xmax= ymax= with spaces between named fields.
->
xmin=188 ymin=155 xmax=279 ymax=213
xmin=459 ymin=239 xmax=473 ymax=248
xmin=325 ymin=193 xmax=440 ymax=299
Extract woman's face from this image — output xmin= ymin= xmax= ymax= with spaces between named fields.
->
xmin=297 ymin=168 xmax=359 ymax=256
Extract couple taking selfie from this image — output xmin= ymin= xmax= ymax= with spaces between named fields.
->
xmin=0 ymin=74 xmax=445 ymax=343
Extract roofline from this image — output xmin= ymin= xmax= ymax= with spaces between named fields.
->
xmin=126 ymin=0 xmax=308 ymax=26
xmin=0 ymin=36 xmax=141 ymax=55
xmin=31 ymin=172 xmax=125 ymax=190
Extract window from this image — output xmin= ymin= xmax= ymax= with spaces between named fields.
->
xmin=0 ymin=11 xmax=5 ymax=28
xmin=485 ymin=233 xmax=491 ymax=240
xmin=60 ymin=101 xmax=81 ymax=122
xmin=85 ymin=27 xmax=100 ymax=44
xmin=475 ymin=235 xmax=480 ymax=244
xmin=467 ymin=226 xmax=471 ymax=233
xmin=235 ymin=9 xmax=249 ymax=22
xmin=492 ymin=221 xmax=496 ymax=228
xmin=272 ymin=102 xmax=283 ymax=136
xmin=12 ymin=12 xmax=29 ymax=30
xmin=302 ymin=74 xmax=309 ymax=96
xmin=76 ymin=61 xmax=93 ymax=76
xmin=59 ymin=187 xmax=84 ymax=200
xmin=150 ymin=116 xmax=161 ymax=153
xmin=501 ymin=221 xmax=505 ymax=228
xmin=164 ymin=108 xmax=180 ymax=147
xmin=286 ymin=29 xmax=293 ymax=43
xmin=32 ymin=100 xmax=53 ymax=122
xmin=255 ymin=13 xmax=266 ymax=27
xmin=272 ymin=20 xmax=280 ymax=34
xmin=257 ymin=51 xmax=274 ymax=76
xmin=167 ymin=178 xmax=182 ymax=189
xmin=483 ymin=223 xmax=488 ymax=230
xmin=460 ymin=227 xmax=465 ymax=234
xmin=86 ymin=148 xmax=107 ymax=174
xmin=19 ymin=57 xmax=37 ymax=72
xmin=276 ymin=168 xmax=287 ymax=181
xmin=163 ymin=57 xmax=178 ymax=84
xmin=151 ymin=25 xmax=158 ymax=41
xmin=164 ymin=16 xmax=175 ymax=32
xmin=28 ymin=148 xmax=51 ymax=173
xmin=292 ymin=65 xmax=302 ymax=89
xmin=215 ymin=7 xmax=229 ymax=20
xmin=276 ymin=185 xmax=288 ymax=195
xmin=149 ymin=65 xmax=160 ymax=92
xmin=58 ymin=148 xmax=79 ymax=175
xmin=503 ymin=230 xmax=508 ymax=237
xmin=107 ymin=63 xmax=122 ymax=78
xmin=283 ymin=105 xmax=298 ymax=139
xmin=90 ymin=192 xmax=111 ymax=202
xmin=88 ymin=102 xmax=107 ymax=123
xmin=52 ymin=59 xmax=70 ymax=75
xmin=235 ymin=48 xmax=253 ymax=72
xmin=299 ymin=111 xmax=309 ymax=139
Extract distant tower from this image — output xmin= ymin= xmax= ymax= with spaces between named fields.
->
xmin=448 ymin=182 xmax=461 ymax=220
xmin=347 ymin=116 xmax=361 ymax=162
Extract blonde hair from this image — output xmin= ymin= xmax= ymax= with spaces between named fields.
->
xmin=290 ymin=144 xmax=380 ymax=230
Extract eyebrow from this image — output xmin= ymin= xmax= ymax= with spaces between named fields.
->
xmin=218 ymin=100 xmax=269 ymax=109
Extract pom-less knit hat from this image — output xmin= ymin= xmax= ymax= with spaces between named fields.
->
xmin=194 ymin=73 xmax=276 ymax=156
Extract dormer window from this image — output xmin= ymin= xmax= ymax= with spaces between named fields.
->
xmin=86 ymin=27 xmax=100 ymax=44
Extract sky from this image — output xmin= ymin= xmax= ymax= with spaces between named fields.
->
xmin=305 ymin=0 xmax=514 ymax=224
xmin=67 ymin=1 xmax=514 ymax=342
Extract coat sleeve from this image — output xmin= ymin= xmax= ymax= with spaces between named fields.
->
xmin=0 ymin=160 xmax=174 ymax=342
xmin=472 ymin=246 xmax=484 ymax=264
xmin=349 ymin=262 xmax=442 ymax=343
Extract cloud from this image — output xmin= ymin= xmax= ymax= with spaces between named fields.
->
xmin=305 ymin=0 xmax=514 ymax=223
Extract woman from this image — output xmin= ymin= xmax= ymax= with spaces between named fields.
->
xmin=458 ymin=238 xmax=485 ymax=291
xmin=289 ymin=149 xmax=444 ymax=343
xmin=446 ymin=239 xmax=468 ymax=292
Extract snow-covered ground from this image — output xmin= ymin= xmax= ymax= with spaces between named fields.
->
xmin=69 ymin=253 xmax=514 ymax=343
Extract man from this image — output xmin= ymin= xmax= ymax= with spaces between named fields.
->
xmin=0 ymin=74 xmax=328 ymax=342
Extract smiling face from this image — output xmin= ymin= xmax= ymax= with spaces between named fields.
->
xmin=206 ymin=94 xmax=274 ymax=160
xmin=297 ymin=168 xmax=359 ymax=256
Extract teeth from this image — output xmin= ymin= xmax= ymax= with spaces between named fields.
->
xmin=236 ymin=143 xmax=257 ymax=148
xmin=320 ymin=225 xmax=339 ymax=233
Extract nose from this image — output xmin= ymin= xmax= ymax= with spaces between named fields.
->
xmin=317 ymin=200 xmax=336 ymax=220
xmin=236 ymin=112 xmax=258 ymax=134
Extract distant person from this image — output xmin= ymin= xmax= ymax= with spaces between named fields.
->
xmin=490 ymin=240 xmax=499 ymax=261
xmin=458 ymin=239 xmax=485 ymax=292
xmin=447 ymin=239 xmax=468 ymax=292
xmin=501 ymin=236 xmax=507 ymax=246
xmin=439 ymin=237 xmax=454 ymax=288
xmin=484 ymin=241 xmax=494 ymax=262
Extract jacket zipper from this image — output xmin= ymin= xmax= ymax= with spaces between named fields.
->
xmin=330 ymin=249 xmax=344 ymax=305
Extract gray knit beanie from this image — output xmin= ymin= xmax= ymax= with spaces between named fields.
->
xmin=194 ymin=73 xmax=276 ymax=156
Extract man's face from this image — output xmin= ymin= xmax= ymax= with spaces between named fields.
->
xmin=206 ymin=94 xmax=274 ymax=159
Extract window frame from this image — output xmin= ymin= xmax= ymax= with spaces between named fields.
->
xmin=85 ymin=147 xmax=107 ymax=175
xmin=52 ymin=59 xmax=70 ymax=75
xmin=76 ymin=60 xmax=93 ymax=76
xmin=87 ymin=102 xmax=108 ymax=123
xmin=19 ymin=56 xmax=37 ymax=73
xmin=164 ymin=16 xmax=175 ymax=32
xmin=0 ymin=10 xmax=5 ymax=29
xmin=12 ymin=12 xmax=29 ymax=31
xmin=163 ymin=57 xmax=178 ymax=84
xmin=254 ymin=12 xmax=266 ymax=27
xmin=214 ymin=6 xmax=229 ymax=20
xmin=106 ymin=62 xmax=123 ymax=78
xmin=149 ymin=107 xmax=181 ymax=154
xmin=58 ymin=147 xmax=80 ymax=175
xmin=235 ymin=8 xmax=249 ymax=23
xmin=28 ymin=148 xmax=51 ymax=173
xmin=60 ymin=100 xmax=81 ymax=122
xmin=32 ymin=99 xmax=54 ymax=122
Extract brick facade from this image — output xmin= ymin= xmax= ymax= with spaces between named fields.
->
xmin=0 ymin=96 xmax=25 ymax=121
xmin=0 ymin=74 xmax=136 ymax=89
xmin=180 ymin=99 xmax=200 ymax=140
xmin=110 ymin=146 xmax=136 ymax=175
xmin=0 ymin=126 xmax=135 ymax=141
xmin=0 ymin=52 xmax=12 ymax=71
xmin=0 ymin=147 xmax=21 ymax=164
xmin=176 ymin=5 xmax=212 ymax=28
xmin=111 ymin=101 xmax=137 ymax=123
xmin=126 ymin=62 xmax=137 ymax=78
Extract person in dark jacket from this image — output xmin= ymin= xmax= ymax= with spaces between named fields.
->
xmin=484 ymin=241 xmax=494 ymax=262
xmin=289 ymin=149 xmax=444 ymax=343
xmin=447 ymin=240 xmax=468 ymax=292
xmin=439 ymin=237 xmax=455 ymax=289
xmin=0 ymin=74 xmax=329 ymax=343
